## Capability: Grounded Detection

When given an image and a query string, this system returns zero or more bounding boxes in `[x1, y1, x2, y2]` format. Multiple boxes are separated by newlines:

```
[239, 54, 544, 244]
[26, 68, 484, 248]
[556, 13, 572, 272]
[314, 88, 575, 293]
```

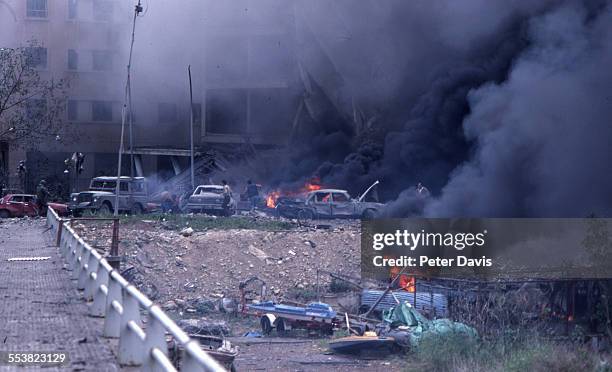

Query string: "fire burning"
[266, 179, 323, 209]
[266, 191, 281, 208]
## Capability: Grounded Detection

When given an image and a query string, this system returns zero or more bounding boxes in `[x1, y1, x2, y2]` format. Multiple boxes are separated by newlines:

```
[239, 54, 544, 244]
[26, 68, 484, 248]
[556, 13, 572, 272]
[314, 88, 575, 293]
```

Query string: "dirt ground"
[73, 216, 362, 302]
[72, 215, 409, 371]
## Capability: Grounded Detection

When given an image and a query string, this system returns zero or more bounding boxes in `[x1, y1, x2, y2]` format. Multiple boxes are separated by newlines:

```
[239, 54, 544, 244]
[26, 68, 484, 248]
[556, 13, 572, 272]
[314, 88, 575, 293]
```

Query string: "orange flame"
[266, 191, 281, 208]
[265, 178, 323, 208]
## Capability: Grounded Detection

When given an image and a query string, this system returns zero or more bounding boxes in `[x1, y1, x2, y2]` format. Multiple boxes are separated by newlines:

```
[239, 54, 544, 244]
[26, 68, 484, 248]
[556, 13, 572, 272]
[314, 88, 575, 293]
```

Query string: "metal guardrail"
[46, 207, 226, 372]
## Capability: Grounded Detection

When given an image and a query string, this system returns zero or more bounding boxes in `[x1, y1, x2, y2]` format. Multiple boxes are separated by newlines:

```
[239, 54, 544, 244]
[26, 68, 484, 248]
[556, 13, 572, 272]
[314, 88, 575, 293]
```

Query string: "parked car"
[185, 185, 235, 215]
[0, 194, 68, 218]
[69, 176, 150, 216]
[276, 184, 383, 220]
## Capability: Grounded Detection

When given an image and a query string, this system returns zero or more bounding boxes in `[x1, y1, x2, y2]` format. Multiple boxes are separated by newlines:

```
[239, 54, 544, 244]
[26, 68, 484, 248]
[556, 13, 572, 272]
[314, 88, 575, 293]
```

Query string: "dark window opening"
[92, 101, 113, 122]
[67, 100, 78, 121]
[27, 0, 47, 18]
[67, 49, 78, 70]
[315, 193, 331, 203]
[68, 0, 78, 19]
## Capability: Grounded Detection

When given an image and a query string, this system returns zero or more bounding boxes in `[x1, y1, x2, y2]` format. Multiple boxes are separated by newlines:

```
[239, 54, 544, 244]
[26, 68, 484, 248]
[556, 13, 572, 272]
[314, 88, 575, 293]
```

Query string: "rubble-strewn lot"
[73, 215, 361, 304]
[72, 215, 411, 371]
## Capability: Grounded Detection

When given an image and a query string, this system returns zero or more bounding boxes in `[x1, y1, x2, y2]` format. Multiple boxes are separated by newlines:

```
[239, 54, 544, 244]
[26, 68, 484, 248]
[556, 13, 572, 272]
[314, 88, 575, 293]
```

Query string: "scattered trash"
[248, 244, 268, 261]
[243, 331, 262, 338]
[382, 301, 478, 348]
[328, 334, 396, 354]
[167, 334, 237, 371]
[176, 319, 230, 337]
[180, 227, 194, 237]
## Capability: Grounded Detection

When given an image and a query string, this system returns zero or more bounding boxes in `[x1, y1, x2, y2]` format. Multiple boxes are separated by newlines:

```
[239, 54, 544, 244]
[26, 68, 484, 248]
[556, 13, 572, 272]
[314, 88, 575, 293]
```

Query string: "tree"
[0, 41, 70, 149]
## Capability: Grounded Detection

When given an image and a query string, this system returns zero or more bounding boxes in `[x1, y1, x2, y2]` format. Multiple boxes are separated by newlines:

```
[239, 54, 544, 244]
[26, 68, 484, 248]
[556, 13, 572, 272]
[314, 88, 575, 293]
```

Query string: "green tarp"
[383, 301, 477, 347]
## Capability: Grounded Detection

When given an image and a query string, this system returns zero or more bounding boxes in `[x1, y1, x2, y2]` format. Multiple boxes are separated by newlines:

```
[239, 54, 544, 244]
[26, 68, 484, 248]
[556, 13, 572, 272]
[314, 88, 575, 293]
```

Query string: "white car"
[186, 185, 235, 215]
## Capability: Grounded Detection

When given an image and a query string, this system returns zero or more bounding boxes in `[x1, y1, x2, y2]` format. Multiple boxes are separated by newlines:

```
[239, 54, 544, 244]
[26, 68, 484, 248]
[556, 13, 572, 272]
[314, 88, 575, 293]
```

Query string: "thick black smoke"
[272, 0, 612, 218]
[424, 0, 612, 217]
[266, 0, 557, 194]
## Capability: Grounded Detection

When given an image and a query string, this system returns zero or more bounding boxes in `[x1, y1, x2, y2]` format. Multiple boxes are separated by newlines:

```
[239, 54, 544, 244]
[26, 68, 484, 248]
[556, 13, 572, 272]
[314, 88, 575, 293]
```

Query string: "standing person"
[245, 180, 260, 210]
[221, 180, 232, 216]
[36, 179, 49, 216]
[160, 186, 173, 213]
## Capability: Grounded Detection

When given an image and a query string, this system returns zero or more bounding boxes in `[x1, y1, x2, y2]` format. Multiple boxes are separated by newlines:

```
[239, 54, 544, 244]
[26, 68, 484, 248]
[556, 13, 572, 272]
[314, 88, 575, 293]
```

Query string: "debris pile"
[73, 218, 360, 305]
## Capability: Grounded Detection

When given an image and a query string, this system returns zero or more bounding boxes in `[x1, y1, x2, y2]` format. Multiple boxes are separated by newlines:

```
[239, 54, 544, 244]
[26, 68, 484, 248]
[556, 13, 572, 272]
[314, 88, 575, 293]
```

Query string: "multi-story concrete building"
[0, 0, 305, 196]
[0, 0, 342, 196]
[0, 0, 133, 193]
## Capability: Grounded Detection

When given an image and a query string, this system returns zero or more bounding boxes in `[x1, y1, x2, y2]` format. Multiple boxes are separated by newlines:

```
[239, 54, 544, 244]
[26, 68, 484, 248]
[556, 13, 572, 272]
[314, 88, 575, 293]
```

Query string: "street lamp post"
[114, 0, 143, 216]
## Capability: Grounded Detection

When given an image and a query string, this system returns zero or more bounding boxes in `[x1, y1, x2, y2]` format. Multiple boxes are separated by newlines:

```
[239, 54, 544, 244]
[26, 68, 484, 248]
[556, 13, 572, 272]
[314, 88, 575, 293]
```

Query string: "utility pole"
[188, 65, 195, 191]
[115, 0, 143, 216]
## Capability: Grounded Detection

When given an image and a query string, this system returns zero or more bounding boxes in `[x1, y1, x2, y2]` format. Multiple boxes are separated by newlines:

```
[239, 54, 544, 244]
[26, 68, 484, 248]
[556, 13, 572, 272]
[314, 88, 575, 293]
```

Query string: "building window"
[68, 0, 78, 19]
[27, 0, 47, 18]
[93, 0, 113, 21]
[158, 103, 177, 123]
[67, 100, 78, 121]
[67, 49, 78, 70]
[92, 101, 113, 122]
[25, 47, 47, 69]
[92, 50, 112, 71]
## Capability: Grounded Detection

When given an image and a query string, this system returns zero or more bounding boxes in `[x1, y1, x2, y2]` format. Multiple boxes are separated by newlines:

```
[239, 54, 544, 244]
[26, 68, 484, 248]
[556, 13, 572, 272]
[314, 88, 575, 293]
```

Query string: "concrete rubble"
[73, 218, 361, 306]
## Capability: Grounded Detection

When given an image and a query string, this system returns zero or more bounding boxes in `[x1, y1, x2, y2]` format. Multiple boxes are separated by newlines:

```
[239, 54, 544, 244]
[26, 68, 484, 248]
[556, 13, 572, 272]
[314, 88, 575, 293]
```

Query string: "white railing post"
[84, 253, 99, 300]
[77, 246, 92, 289]
[90, 264, 109, 317]
[46, 213, 227, 372]
[71, 241, 84, 280]
[118, 288, 144, 366]
[104, 276, 123, 338]
[143, 307, 171, 370]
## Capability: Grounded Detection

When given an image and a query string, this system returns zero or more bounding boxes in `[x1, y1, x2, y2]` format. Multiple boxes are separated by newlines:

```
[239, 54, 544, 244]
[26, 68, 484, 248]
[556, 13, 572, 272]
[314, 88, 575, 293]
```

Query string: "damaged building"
[0, 0, 359, 197]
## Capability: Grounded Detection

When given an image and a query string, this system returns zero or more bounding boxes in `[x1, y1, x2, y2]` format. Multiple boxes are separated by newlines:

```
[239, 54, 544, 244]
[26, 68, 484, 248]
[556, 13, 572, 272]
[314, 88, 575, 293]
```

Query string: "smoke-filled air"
[122, 0, 612, 217]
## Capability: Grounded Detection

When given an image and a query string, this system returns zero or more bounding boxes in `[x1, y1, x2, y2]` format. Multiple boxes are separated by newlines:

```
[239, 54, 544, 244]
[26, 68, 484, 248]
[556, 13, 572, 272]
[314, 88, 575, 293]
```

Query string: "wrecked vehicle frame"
[276, 181, 383, 220]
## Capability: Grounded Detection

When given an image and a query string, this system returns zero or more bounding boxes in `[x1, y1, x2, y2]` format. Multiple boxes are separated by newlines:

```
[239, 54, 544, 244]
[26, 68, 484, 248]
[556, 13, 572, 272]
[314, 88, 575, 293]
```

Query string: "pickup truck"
[276, 182, 383, 220]
[185, 185, 236, 216]
[69, 176, 150, 216]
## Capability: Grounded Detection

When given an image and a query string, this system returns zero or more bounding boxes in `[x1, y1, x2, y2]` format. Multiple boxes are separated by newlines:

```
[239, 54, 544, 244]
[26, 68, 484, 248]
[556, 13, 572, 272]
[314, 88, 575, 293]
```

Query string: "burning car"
[185, 185, 236, 215]
[274, 181, 383, 219]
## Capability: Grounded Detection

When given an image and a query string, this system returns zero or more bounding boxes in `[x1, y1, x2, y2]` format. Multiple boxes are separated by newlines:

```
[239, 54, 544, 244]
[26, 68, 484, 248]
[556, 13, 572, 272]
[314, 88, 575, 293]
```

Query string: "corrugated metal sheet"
[361, 287, 449, 318]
